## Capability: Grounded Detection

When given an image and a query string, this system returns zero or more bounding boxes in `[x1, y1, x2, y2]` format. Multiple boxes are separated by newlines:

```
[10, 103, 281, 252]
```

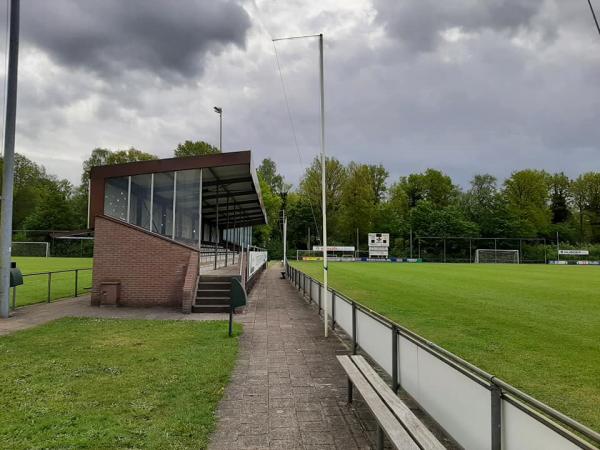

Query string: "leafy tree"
[174, 140, 220, 158]
[257, 158, 290, 195]
[22, 178, 79, 230]
[398, 169, 457, 208]
[0, 154, 48, 228]
[549, 173, 571, 224]
[252, 176, 282, 249]
[571, 172, 600, 243]
[286, 192, 320, 251]
[299, 156, 347, 241]
[366, 164, 389, 204]
[339, 163, 376, 244]
[410, 201, 479, 237]
[503, 169, 551, 236]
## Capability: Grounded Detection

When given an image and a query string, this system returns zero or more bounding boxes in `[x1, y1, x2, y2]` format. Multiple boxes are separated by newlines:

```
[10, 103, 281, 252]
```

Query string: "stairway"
[192, 275, 235, 313]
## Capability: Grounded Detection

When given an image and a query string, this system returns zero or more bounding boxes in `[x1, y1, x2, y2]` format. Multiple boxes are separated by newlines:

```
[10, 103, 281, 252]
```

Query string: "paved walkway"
[209, 266, 372, 450]
[0, 296, 228, 336]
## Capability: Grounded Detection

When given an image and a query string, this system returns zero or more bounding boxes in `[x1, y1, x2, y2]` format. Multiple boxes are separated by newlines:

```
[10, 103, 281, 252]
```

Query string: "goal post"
[475, 249, 519, 264]
[12, 241, 50, 257]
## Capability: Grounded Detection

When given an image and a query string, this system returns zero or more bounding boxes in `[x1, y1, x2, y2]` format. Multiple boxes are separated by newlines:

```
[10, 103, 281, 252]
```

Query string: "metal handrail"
[13, 268, 93, 308]
[286, 263, 600, 448]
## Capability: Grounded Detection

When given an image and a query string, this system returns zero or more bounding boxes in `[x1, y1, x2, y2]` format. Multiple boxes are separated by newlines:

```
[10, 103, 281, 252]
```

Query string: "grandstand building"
[88, 151, 267, 312]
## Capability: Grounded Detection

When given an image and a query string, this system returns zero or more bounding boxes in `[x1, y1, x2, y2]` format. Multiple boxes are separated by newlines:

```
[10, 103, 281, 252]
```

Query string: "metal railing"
[286, 263, 600, 450]
[11, 268, 93, 309]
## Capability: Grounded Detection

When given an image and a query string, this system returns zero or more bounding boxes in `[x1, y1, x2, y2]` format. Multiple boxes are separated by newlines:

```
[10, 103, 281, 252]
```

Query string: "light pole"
[0, 0, 20, 319]
[273, 33, 328, 337]
[213, 106, 222, 152]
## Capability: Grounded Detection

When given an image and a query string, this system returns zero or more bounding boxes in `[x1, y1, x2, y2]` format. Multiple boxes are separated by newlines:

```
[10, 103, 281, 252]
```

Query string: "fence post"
[491, 382, 502, 450]
[47, 272, 52, 303]
[318, 284, 322, 312]
[331, 291, 336, 330]
[303, 274, 306, 297]
[74, 269, 79, 297]
[392, 325, 399, 393]
[352, 301, 357, 354]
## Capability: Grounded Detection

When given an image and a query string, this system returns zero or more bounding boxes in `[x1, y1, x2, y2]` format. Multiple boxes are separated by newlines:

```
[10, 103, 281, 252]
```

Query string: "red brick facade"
[91, 215, 199, 309]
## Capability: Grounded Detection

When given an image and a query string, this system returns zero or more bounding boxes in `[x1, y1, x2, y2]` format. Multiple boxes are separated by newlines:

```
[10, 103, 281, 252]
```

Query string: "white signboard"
[369, 233, 389, 258]
[559, 249, 589, 256]
[368, 233, 390, 247]
[313, 246, 355, 252]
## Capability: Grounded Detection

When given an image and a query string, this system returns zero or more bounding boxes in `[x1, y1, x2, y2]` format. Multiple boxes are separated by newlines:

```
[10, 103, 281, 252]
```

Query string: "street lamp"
[213, 106, 222, 153]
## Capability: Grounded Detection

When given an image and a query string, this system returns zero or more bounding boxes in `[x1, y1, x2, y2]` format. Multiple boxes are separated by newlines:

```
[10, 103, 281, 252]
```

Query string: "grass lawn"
[292, 261, 600, 431]
[0, 318, 240, 449]
[12, 257, 93, 307]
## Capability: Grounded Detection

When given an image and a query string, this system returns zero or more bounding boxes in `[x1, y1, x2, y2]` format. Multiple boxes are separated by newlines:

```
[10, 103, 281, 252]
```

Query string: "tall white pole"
[283, 210, 287, 266]
[319, 34, 328, 338]
[0, 0, 20, 319]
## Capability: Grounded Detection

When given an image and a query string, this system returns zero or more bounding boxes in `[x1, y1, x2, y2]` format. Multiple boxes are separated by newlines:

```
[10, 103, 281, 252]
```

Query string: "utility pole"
[307, 227, 310, 250]
[273, 32, 328, 337]
[283, 210, 287, 266]
[556, 231, 560, 262]
[409, 227, 413, 259]
[0, 0, 20, 319]
[356, 228, 359, 258]
[318, 34, 328, 337]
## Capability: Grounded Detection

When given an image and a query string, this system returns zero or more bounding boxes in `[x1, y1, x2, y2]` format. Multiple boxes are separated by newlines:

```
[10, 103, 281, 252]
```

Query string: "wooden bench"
[337, 355, 446, 450]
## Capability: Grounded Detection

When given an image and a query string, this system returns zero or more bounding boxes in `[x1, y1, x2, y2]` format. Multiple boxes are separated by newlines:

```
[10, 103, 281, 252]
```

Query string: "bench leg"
[376, 425, 384, 450]
[347, 377, 353, 404]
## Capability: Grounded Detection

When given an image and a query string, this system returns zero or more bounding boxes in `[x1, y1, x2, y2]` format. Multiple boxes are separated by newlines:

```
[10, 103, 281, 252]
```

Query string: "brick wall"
[91, 215, 199, 308]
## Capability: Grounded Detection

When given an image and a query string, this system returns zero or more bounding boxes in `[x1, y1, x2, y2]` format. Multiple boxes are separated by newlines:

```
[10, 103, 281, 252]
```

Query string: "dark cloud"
[373, 0, 547, 52]
[4, 0, 600, 191]
[20, 0, 251, 81]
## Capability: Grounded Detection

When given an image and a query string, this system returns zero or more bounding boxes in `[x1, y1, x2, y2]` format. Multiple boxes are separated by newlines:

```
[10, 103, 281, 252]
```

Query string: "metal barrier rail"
[11, 268, 93, 309]
[286, 264, 600, 450]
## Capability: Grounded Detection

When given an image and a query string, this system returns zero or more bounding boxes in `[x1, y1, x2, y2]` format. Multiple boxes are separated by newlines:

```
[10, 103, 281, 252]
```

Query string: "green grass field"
[12, 257, 93, 307]
[292, 261, 600, 431]
[0, 318, 240, 449]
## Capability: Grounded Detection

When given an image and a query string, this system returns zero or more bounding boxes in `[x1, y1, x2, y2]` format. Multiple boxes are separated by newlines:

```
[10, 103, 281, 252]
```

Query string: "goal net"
[475, 249, 519, 264]
[12, 241, 50, 257]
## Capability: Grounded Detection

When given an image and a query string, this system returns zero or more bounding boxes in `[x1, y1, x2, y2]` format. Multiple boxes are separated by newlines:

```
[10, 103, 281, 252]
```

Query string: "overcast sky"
[1, 0, 600, 188]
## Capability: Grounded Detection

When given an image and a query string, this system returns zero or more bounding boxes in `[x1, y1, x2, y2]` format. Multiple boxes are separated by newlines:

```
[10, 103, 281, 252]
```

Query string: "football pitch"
[12, 257, 93, 307]
[291, 261, 600, 431]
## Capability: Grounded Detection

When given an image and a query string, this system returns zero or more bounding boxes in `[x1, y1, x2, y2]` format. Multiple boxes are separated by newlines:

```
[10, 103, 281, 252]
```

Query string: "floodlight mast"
[0, 0, 19, 319]
[273, 33, 328, 337]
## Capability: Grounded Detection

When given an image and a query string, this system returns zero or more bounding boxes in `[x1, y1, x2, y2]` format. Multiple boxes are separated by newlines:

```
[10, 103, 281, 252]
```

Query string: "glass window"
[129, 174, 152, 229]
[174, 170, 200, 247]
[152, 172, 174, 237]
[104, 177, 129, 221]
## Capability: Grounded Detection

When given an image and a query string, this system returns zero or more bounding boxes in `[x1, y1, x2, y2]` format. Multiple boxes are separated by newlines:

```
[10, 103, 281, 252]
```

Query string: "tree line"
[4, 142, 600, 259]
[255, 157, 600, 259]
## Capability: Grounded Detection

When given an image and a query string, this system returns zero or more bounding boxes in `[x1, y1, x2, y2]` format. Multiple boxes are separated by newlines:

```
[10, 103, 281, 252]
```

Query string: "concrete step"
[197, 289, 230, 298]
[199, 275, 234, 283]
[192, 304, 230, 313]
[195, 296, 231, 305]
[198, 281, 231, 290]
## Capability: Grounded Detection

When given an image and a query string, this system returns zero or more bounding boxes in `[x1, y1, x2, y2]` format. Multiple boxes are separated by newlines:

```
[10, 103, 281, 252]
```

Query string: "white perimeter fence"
[248, 249, 268, 278]
[286, 264, 600, 450]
